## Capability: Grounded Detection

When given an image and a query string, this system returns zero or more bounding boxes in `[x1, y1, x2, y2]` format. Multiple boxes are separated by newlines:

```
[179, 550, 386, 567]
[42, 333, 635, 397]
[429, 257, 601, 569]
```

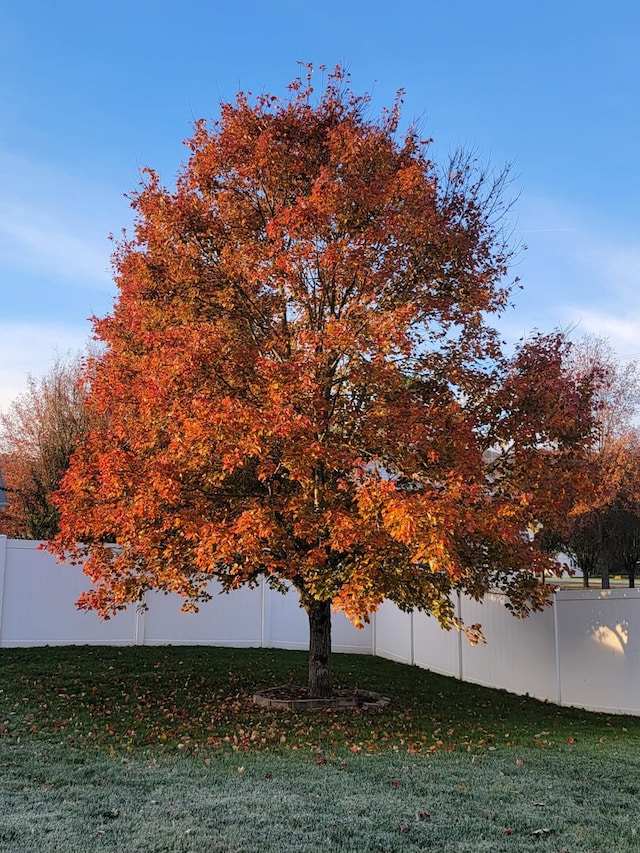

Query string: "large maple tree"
[50, 68, 599, 697]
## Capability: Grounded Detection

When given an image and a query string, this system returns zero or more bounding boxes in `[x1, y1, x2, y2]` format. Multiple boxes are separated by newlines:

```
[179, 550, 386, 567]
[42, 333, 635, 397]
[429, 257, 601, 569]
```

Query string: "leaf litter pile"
[0, 646, 636, 758]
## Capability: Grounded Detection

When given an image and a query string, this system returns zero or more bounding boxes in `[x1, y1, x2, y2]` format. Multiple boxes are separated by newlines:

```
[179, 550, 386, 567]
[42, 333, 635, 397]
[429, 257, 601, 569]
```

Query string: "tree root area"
[253, 685, 391, 710]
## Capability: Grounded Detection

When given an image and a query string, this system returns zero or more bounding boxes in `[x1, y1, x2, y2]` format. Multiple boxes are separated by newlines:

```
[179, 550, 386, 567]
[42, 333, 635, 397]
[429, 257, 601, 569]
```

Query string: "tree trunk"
[629, 565, 636, 588]
[601, 561, 611, 590]
[307, 599, 332, 699]
[582, 567, 590, 588]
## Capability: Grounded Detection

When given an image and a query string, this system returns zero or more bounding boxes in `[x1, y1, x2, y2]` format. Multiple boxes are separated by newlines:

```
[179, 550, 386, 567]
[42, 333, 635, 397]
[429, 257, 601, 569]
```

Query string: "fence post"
[409, 610, 415, 665]
[456, 591, 463, 680]
[553, 589, 562, 706]
[134, 596, 147, 645]
[260, 575, 266, 648]
[0, 536, 6, 646]
[371, 606, 377, 656]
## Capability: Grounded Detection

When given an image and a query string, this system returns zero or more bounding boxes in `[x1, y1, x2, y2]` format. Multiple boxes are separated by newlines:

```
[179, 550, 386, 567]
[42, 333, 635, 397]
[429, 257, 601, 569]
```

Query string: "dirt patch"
[253, 684, 391, 710]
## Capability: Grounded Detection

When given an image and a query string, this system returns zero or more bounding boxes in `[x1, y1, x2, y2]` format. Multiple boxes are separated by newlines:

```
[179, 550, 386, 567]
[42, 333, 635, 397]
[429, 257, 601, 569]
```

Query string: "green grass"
[553, 576, 632, 588]
[1, 646, 639, 851]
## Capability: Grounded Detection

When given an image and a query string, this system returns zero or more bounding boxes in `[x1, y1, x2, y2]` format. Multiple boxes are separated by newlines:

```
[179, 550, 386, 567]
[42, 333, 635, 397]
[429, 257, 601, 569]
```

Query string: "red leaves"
[46, 66, 599, 651]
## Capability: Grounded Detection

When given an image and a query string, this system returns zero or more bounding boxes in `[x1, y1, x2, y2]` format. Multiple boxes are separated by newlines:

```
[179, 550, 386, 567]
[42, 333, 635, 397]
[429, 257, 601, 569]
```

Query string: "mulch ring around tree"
[253, 685, 391, 710]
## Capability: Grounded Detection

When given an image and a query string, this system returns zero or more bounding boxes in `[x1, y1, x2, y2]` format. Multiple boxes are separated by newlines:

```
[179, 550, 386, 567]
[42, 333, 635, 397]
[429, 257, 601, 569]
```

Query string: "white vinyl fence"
[374, 590, 640, 716]
[0, 537, 371, 654]
[1, 536, 638, 716]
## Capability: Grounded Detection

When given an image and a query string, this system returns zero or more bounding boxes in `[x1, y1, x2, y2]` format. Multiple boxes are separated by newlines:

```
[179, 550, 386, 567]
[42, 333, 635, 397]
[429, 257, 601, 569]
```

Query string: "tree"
[0, 353, 91, 539]
[604, 507, 640, 588]
[566, 441, 640, 589]
[49, 67, 599, 698]
[562, 510, 602, 588]
[560, 338, 640, 588]
[565, 335, 640, 449]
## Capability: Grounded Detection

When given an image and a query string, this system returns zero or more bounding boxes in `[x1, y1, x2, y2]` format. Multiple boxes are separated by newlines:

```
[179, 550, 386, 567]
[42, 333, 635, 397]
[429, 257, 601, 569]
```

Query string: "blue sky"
[1, 0, 639, 409]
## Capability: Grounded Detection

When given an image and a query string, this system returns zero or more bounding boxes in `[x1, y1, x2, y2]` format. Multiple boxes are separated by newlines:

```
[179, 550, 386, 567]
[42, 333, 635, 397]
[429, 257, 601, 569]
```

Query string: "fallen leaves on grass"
[2, 647, 638, 758]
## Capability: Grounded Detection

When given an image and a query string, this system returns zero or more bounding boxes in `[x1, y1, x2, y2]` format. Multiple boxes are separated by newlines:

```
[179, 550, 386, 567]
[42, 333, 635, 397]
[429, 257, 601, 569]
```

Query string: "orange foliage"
[48, 68, 598, 639]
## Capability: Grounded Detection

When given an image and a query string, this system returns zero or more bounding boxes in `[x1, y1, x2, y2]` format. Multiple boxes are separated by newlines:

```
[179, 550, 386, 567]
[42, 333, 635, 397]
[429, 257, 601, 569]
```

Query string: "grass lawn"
[1, 646, 639, 851]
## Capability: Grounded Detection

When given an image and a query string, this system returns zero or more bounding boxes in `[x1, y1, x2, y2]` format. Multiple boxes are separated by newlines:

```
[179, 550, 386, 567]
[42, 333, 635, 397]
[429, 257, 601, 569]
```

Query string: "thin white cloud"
[562, 309, 640, 359]
[0, 196, 112, 288]
[499, 193, 640, 357]
[0, 147, 128, 291]
[561, 235, 640, 301]
[555, 226, 640, 358]
[516, 194, 640, 299]
[0, 321, 92, 413]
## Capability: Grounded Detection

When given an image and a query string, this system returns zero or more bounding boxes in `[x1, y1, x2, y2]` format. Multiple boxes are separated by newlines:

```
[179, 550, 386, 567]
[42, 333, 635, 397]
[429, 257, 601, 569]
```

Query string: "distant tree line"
[549, 336, 640, 588]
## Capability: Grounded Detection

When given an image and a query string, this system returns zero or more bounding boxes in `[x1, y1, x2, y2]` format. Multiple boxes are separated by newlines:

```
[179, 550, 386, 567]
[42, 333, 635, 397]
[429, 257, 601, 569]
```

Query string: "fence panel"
[412, 606, 462, 678]
[459, 593, 559, 704]
[143, 584, 263, 647]
[373, 600, 413, 664]
[0, 539, 371, 654]
[1, 539, 137, 646]
[555, 589, 640, 715]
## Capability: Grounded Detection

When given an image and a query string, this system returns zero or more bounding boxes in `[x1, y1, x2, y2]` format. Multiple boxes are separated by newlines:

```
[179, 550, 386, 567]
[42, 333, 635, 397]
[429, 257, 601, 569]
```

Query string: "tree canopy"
[49, 67, 599, 696]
